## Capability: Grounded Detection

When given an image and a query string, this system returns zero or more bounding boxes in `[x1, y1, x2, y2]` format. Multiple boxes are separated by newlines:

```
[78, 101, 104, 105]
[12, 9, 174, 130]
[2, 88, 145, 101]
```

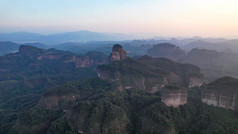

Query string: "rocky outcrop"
[161, 86, 187, 107]
[202, 77, 238, 111]
[147, 43, 186, 60]
[186, 73, 204, 88]
[109, 44, 127, 62]
[97, 55, 204, 92]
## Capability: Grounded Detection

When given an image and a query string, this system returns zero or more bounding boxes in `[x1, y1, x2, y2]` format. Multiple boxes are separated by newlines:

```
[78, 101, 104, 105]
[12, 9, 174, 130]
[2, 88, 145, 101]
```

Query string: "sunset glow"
[0, 0, 238, 37]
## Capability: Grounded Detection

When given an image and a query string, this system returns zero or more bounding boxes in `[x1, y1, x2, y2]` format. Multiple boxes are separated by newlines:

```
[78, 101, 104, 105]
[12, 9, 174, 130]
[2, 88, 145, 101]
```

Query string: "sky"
[0, 0, 238, 37]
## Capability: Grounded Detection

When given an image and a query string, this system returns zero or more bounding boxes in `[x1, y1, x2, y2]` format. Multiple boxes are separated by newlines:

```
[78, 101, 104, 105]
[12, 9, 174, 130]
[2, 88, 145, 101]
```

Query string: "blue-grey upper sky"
[0, 0, 238, 37]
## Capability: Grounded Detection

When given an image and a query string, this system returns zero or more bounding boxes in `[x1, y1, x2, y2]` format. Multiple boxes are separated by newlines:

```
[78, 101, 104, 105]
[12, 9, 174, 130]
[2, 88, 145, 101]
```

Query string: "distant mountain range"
[0, 31, 132, 44]
[1, 30, 238, 53]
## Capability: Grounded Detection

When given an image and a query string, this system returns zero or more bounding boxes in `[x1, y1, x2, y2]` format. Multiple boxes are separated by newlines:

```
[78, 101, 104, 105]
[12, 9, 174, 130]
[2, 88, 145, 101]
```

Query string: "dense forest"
[2, 78, 237, 134]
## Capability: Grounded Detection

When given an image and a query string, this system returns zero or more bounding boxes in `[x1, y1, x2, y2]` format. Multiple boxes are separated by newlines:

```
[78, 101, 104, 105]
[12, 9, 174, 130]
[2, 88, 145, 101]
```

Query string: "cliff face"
[186, 73, 204, 88]
[18, 78, 238, 134]
[161, 86, 187, 107]
[97, 57, 168, 92]
[202, 77, 238, 111]
[109, 44, 127, 62]
[97, 55, 204, 92]
[138, 56, 204, 88]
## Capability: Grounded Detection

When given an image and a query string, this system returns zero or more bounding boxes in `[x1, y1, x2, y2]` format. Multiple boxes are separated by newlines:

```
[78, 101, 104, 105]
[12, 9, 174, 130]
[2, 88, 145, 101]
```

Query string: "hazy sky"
[0, 0, 238, 37]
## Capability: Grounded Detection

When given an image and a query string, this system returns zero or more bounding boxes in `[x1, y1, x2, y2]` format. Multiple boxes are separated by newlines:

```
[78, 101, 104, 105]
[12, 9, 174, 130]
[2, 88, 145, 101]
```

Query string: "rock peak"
[109, 44, 127, 62]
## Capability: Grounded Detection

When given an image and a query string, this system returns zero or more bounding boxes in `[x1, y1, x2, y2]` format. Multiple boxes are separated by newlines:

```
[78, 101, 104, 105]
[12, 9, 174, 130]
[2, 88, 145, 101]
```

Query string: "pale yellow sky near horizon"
[0, 0, 238, 37]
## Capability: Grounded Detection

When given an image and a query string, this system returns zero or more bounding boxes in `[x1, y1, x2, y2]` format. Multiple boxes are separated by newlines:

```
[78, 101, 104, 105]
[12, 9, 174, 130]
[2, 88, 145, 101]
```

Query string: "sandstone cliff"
[138, 56, 204, 88]
[109, 44, 127, 62]
[202, 77, 238, 111]
[186, 73, 204, 88]
[161, 86, 187, 107]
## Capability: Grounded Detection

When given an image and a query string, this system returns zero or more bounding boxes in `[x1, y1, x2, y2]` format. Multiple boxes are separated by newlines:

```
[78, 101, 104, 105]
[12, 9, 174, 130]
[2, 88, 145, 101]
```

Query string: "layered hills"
[182, 48, 238, 81]
[146, 43, 238, 81]
[147, 43, 186, 60]
[1, 44, 238, 134]
[0, 45, 108, 106]
[0, 45, 109, 133]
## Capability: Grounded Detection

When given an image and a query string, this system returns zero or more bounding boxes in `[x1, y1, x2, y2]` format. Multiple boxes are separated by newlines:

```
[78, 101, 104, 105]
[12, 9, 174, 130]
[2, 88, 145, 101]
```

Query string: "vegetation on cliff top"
[11, 79, 238, 134]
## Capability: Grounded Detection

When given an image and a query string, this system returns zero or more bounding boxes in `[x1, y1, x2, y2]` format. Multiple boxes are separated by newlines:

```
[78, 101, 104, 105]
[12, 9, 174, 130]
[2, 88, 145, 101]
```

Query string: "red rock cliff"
[109, 44, 127, 62]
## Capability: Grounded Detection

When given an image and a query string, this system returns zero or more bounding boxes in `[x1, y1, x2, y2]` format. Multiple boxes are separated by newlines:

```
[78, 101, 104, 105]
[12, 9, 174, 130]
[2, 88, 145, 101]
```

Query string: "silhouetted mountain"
[53, 41, 117, 54]
[0, 31, 131, 44]
[182, 40, 238, 52]
[147, 43, 186, 60]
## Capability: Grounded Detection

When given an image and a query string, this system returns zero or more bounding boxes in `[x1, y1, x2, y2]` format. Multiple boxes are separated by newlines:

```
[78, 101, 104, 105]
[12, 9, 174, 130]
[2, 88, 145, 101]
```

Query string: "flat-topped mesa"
[109, 44, 127, 63]
[202, 77, 238, 111]
[161, 86, 188, 107]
